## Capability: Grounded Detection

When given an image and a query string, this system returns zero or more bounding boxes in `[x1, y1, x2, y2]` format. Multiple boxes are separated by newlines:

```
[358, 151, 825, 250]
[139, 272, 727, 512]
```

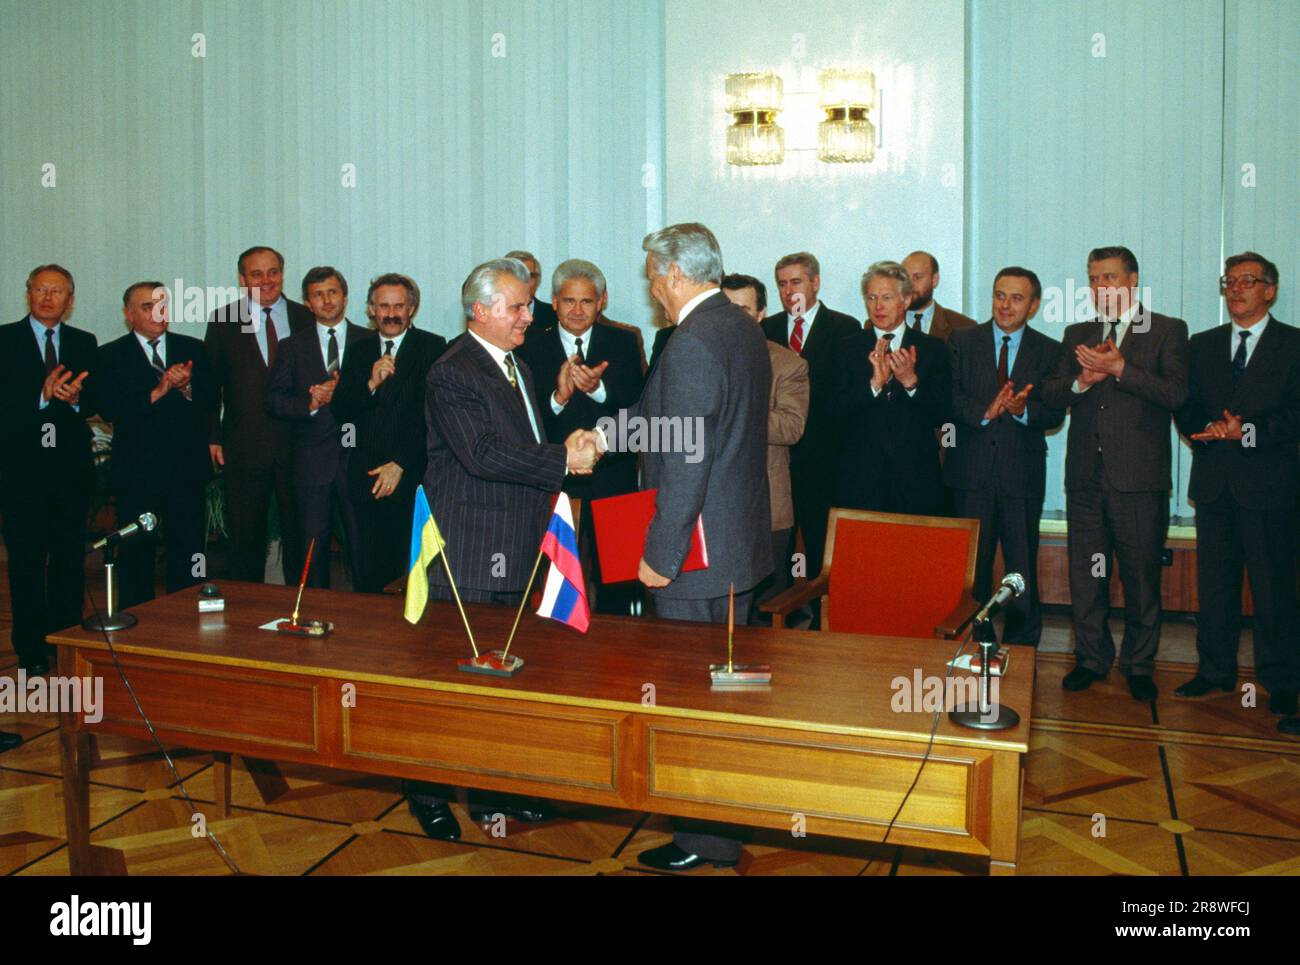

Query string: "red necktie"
[997, 335, 1010, 387]
[790, 316, 806, 355]
[264, 307, 278, 367]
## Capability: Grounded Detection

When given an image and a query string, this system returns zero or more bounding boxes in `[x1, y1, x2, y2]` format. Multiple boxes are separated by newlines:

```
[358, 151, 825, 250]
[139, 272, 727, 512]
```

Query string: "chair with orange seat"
[761, 509, 981, 639]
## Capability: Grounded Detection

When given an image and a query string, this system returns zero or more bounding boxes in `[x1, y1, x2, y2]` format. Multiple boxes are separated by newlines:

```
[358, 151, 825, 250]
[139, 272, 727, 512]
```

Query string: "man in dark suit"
[946, 268, 1065, 644]
[517, 259, 644, 613]
[266, 267, 370, 588]
[94, 282, 215, 608]
[508, 250, 558, 336]
[0, 265, 96, 676]
[1041, 246, 1189, 701]
[332, 273, 446, 594]
[1173, 253, 1300, 724]
[761, 252, 860, 586]
[632, 223, 772, 872]
[408, 258, 599, 841]
[204, 246, 313, 583]
[835, 260, 951, 516]
[902, 250, 977, 342]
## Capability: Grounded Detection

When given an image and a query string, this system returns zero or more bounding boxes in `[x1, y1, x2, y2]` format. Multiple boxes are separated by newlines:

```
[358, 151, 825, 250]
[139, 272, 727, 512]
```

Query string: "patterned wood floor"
[2, 550, 1298, 875]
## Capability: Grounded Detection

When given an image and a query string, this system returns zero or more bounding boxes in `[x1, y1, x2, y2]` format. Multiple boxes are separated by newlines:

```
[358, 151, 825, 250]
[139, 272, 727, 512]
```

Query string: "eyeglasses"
[1220, 275, 1272, 291]
[31, 286, 69, 297]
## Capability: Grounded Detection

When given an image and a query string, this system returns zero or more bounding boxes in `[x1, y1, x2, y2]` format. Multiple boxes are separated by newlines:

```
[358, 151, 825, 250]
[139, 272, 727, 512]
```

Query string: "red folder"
[589, 489, 709, 583]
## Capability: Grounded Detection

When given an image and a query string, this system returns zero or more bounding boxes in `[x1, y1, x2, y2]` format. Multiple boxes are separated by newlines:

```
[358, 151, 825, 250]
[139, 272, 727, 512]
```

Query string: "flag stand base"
[457, 651, 525, 677]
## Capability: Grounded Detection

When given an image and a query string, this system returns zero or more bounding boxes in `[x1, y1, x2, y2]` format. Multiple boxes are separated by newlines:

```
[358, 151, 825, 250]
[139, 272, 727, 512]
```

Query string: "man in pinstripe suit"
[405, 258, 599, 841]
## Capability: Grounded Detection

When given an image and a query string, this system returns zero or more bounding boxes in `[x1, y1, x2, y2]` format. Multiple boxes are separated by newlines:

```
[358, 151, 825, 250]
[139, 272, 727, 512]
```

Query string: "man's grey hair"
[552, 258, 607, 299]
[504, 250, 538, 269]
[642, 223, 724, 285]
[462, 258, 531, 320]
[860, 260, 913, 300]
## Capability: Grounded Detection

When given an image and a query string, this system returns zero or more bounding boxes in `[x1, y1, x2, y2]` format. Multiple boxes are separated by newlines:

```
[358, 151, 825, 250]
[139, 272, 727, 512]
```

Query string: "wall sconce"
[817, 68, 876, 163]
[725, 72, 784, 166]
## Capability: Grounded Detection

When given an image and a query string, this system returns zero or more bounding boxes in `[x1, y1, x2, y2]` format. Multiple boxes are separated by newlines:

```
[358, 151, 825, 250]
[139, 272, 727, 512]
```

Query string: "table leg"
[60, 725, 92, 876]
[987, 749, 1022, 876]
[213, 752, 233, 818]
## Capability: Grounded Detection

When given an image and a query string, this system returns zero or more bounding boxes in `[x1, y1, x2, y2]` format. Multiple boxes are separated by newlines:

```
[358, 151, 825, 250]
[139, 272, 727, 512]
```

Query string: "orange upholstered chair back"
[822, 510, 979, 637]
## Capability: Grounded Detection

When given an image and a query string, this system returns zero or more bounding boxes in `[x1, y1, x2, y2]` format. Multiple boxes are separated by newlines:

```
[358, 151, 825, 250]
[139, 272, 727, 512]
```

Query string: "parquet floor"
[2, 556, 1298, 875]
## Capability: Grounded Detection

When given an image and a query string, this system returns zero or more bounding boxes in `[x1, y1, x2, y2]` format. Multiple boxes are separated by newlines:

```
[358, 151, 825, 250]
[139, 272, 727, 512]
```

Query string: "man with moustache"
[633, 224, 771, 871]
[902, 250, 977, 342]
[517, 258, 644, 613]
[759, 253, 859, 585]
[407, 258, 600, 841]
[0, 265, 97, 680]
[508, 250, 558, 335]
[945, 268, 1065, 645]
[266, 267, 371, 588]
[332, 273, 446, 594]
[1041, 246, 1188, 701]
[835, 261, 951, 516]
[1174, 253, 1300, 725]
[95, 282, 215, 607]
[721, 273, 808, 622]
[205, 246, 313, 583]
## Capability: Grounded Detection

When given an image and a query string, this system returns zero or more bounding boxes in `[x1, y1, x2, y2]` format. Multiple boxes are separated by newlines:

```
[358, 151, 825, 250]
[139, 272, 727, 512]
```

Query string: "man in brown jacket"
[903, 250, 977, 342]
[723, 274, 809, 619]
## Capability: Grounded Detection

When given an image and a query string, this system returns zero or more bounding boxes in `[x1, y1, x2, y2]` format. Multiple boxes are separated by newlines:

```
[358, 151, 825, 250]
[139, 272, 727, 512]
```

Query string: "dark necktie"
[43, 329, 57, 374]
[913, 312, 923, 332]
[148, 337, 166, 376]
[263, 307, 278, 366]
[1105, 320, 1119, 345]
[882, 332, 895, 399]
[504, 353, 534, 434]
[997, 334, 1010, 387]
[326, 329, 339, 375]
[574, 336, 585, 364]
[1232, 330, 1250, 383]
[384, 339, 394, 356]
[790, 317, 806, 355]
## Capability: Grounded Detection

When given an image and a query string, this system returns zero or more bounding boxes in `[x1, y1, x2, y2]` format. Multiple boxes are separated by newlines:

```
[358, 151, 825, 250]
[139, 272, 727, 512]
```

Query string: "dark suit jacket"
[648, 325, 675, 377]
[204, 297, 314, 468]
[637, 292, 772, 598]
[1041, 307, 1189, 492]
[94, 331, 215, 495]
[944, 322, 1065, 499]
[517, 321, 644, 500]
[265, 321, 371, 481]
[762, 304, 861, 488]
[0, 317, 98, 499]
[424, 334, 568, 593]
[834, 324, 951, 514]
[525, 298, 558, 336]
[926, 302, 978, 342]
[1175, 316, 1300, 510]
[332, 327, 447, 504]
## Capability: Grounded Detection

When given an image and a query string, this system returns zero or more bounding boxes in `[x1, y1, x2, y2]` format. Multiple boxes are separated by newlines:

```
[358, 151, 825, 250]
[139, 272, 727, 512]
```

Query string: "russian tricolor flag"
[536, 493, 590, 633]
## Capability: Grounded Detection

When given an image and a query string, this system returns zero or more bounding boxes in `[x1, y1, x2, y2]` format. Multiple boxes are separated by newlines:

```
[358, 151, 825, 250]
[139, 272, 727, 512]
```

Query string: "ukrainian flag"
[404, 485, 445, 624]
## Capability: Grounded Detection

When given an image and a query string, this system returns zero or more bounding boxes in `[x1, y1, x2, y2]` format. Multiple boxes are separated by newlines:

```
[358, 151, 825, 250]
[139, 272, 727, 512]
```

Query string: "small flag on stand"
[404, 485, 445, 624]
[536, 493, 590, 633]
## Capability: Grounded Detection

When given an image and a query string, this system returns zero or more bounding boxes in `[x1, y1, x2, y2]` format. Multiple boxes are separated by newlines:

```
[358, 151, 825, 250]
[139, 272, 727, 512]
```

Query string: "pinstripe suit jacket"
[424, 334, 568, 593]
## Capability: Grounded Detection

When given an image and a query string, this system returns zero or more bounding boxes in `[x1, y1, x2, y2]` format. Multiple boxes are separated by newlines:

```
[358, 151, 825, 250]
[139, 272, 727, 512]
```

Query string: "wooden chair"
[761, 509, 982, 639]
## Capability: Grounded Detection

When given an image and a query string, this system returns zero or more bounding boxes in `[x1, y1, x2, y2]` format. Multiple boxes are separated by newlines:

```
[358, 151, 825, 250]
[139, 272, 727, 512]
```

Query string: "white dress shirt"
[785, 299, 821, 347]
[550, 324, 607, 413]
[1230, 315, 1269, 366]
[467, 328, 542, 443]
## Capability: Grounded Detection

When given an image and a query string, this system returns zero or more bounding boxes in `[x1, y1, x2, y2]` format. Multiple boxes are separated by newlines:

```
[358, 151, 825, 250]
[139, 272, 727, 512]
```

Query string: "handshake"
[564, 428, 606, 475]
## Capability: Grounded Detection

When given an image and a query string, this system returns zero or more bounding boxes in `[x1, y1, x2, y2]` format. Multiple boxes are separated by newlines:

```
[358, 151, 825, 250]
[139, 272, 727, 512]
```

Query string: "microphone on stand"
[91, 512, 158, 552]
[974, 572, 1025, 624]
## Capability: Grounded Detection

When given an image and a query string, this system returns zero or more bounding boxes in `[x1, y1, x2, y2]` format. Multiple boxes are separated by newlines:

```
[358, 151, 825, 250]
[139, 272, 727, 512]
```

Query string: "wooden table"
[53, 583, 1033, 875]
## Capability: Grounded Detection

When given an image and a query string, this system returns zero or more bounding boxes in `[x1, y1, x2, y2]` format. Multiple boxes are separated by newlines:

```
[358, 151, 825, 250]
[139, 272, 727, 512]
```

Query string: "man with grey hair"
[407, 257, 601, 841]
[834, 260, 950, 515]
[506, 249, 558, 334]
[633, 223, 772, 872]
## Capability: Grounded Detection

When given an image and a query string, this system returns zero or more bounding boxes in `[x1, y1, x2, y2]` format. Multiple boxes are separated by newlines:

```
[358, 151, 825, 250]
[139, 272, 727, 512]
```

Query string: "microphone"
[975, 573, 1025, 624]
[91, 512, 158, 552]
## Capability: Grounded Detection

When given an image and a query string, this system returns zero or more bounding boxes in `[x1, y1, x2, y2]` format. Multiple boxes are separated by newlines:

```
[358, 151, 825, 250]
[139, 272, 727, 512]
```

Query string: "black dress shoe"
[22, 659, 49, 678]
[1270, 691, 1298, 716]
[0, 732, 21, 754]
[638, 843, 737, 871]
[468, 794, 552, 824]
[1062, 665, 1103, 691]
[1174, 675, 1235, 698]
[1128, 675, 1158, 701]
[409, 800, 461, 840]
[1279, 717, 1300, 737]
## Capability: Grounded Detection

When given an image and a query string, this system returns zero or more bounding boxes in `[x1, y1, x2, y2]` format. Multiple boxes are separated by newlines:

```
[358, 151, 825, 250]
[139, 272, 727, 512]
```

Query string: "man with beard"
[901, 250, 976, 342]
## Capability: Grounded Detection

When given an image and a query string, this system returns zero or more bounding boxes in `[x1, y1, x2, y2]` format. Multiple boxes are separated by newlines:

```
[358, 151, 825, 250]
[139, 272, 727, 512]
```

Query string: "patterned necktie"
[148, 337, 166, 376]
[882, 332, 895, 399]
[504, 353, 536, 440]
[789, 316, 805, 355]
[1232, 330, 1250, 383]
[263, 307, 278, 366]
[326, 329, 339, 375]
[997, 334, 1010, 387]
[913, 312, 924, 332]
[43, 329, 57, 374]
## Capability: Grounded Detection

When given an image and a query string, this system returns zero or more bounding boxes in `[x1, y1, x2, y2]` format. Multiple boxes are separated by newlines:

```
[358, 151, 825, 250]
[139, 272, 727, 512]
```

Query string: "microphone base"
[948, 704, 1021, 731]
[82, 611, 138, 632]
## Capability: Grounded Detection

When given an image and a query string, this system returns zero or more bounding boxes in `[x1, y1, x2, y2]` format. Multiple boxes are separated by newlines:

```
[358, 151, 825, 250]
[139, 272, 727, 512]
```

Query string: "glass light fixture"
[725, 72, 785, 166]
[817, 68, 876, 163]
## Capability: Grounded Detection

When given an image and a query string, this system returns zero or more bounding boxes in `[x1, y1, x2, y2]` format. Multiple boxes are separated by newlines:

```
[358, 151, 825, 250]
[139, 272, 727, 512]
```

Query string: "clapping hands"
[309, 370, 340, 411]
[984, 381, 1034, 421]
[1077, 340, 1124, 383]
[1191, 409, 1245, 442]
[555, 355, 609, 406]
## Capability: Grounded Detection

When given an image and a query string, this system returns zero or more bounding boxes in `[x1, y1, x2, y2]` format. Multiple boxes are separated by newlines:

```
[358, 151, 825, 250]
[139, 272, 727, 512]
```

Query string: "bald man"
[902, 251, 976, 342]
